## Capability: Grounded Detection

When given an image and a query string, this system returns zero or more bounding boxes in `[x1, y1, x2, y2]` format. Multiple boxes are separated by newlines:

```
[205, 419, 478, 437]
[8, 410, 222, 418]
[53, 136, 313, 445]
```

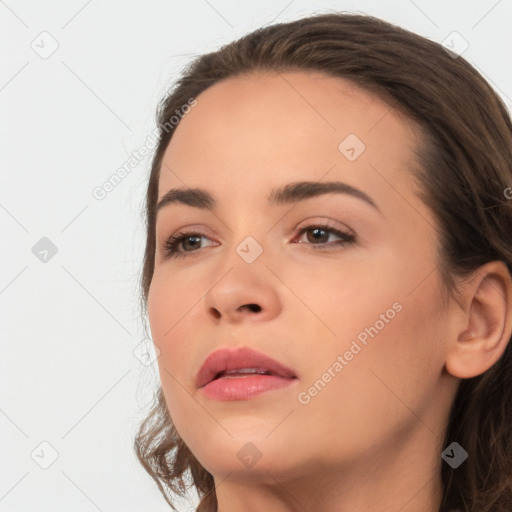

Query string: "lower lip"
[201, 374, 298, 401]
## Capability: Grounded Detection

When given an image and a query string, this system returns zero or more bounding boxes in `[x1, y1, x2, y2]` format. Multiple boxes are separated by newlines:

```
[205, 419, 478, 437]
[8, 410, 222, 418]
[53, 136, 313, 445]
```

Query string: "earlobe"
[445, 261, 512, 380]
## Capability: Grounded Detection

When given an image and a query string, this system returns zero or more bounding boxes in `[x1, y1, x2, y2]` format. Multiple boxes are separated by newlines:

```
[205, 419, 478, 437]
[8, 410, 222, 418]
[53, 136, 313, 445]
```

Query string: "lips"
[196, 346, 297, 389]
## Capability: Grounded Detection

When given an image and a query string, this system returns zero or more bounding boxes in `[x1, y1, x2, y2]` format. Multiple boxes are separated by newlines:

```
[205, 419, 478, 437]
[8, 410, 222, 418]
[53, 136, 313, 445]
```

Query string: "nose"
[204, 264, 282, 324]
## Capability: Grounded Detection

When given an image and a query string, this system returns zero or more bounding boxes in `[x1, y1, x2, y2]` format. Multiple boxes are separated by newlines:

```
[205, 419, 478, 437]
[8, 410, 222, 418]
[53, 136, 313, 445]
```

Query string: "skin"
[147, 71, 512, 512]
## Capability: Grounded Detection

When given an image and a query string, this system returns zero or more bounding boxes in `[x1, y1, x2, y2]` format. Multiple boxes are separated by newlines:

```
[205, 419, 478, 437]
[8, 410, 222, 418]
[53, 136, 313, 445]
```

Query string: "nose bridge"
[203, 227, 282, 322]
[220, 207, 272, 268]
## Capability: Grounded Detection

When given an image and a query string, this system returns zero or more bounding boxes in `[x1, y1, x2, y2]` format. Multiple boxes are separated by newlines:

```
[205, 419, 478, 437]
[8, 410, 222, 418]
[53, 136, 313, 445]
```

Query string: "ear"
[445, 261, 512, 379]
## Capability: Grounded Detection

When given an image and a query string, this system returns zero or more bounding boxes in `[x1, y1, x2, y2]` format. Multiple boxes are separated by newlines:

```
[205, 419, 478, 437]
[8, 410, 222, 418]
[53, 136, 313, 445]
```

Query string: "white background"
[1, 1, 511, 511]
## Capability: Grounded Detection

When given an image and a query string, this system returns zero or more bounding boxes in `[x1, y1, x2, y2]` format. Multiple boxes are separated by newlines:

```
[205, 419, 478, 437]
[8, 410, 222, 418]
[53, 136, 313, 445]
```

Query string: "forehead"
[157, 70, 423, 212]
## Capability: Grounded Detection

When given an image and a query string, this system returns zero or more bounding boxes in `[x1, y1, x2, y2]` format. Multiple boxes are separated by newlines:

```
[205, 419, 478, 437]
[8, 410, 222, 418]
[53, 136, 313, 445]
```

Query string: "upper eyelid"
[161, 216, 354, 237]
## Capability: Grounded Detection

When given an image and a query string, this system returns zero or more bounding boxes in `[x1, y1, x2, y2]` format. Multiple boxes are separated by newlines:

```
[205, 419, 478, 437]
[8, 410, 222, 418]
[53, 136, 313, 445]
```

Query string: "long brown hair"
[134, 12, 512, 512]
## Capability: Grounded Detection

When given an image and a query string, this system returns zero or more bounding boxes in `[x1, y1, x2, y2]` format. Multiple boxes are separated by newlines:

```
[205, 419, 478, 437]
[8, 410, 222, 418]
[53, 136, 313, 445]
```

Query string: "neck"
[213, 427, 445, 512]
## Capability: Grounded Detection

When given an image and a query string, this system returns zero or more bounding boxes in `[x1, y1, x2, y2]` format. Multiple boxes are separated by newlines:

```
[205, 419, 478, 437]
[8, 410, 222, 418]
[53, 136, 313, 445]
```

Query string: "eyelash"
[162, 223, 356, 259]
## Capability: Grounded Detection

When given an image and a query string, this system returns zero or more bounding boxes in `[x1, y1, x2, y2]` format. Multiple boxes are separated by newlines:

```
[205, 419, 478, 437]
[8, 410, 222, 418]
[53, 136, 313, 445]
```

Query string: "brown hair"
[134, 12, 512, 512]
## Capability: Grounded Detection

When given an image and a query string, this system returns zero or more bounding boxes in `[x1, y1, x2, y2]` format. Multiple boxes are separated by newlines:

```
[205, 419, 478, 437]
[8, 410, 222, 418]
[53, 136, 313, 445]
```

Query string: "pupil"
[309, 228, 328, 243]
[185, 236, 201, 250]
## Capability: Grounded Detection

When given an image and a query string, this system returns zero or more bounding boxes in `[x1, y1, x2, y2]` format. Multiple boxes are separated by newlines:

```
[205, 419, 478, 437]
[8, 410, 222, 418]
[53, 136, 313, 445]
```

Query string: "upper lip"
[196, 346, 297, 388]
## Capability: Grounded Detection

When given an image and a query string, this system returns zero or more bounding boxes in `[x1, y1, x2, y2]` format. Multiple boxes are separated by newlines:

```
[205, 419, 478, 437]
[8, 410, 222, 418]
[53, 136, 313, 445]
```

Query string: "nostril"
[240, 303, 261, 313]
[210, 308, 221, 319]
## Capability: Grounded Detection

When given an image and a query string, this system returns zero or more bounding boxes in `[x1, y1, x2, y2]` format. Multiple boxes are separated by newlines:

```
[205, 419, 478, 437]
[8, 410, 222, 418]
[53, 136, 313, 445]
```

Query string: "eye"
[161, 223, 356, 259]
[292, 223, 356, 249]
[163, 230, 215, 259]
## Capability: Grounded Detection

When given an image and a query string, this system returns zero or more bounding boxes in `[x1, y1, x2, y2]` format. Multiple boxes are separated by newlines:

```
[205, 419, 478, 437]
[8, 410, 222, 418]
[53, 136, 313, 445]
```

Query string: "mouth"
[213, 368, 276, 379]
[201, 372, 298, 401]
[196, 347, 298, 388]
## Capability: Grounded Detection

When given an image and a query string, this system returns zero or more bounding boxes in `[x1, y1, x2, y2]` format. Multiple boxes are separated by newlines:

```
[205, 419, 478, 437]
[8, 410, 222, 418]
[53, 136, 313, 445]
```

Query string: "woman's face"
[147, 71, 459, 489]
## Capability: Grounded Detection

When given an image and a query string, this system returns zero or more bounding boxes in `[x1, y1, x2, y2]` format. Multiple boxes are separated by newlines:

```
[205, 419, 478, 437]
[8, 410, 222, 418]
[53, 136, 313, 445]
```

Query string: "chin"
[195, 433, 299, 478]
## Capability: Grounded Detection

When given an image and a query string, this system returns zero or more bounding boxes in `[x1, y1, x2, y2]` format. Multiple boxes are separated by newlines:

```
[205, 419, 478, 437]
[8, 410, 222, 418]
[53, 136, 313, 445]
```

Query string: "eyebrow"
[154, 181, 383, 218]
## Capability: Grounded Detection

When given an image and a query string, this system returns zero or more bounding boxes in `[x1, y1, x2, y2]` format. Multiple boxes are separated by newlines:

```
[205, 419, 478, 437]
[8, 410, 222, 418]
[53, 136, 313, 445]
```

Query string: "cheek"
[147, 271, 201, 381]
[147, 275, 203, 439]
[296, 256, 446, 409]
[292, 286, 445, 458]
[147, 267, 202, 337]
[285, 254, 396, 355]
[360, 281, 445, 403]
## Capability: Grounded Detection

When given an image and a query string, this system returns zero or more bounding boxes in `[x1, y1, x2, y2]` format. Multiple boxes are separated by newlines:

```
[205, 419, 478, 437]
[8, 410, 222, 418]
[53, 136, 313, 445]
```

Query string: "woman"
[134, 12, 512, 512]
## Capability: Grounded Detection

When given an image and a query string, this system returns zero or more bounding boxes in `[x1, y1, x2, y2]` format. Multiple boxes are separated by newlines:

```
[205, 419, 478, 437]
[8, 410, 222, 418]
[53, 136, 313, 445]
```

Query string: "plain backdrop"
[1, 1, 511, 511]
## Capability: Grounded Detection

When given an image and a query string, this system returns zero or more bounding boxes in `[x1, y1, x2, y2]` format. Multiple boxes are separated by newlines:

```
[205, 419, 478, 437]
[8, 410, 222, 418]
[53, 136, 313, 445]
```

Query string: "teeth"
[219, 368, 272, 377]
[224, 368, 271, 374]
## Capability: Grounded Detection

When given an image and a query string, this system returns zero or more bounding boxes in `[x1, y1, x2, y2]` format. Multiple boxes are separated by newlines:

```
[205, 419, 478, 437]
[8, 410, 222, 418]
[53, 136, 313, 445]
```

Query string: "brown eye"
[163, 232, 214, 258]
[295, 224, 356, 248]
